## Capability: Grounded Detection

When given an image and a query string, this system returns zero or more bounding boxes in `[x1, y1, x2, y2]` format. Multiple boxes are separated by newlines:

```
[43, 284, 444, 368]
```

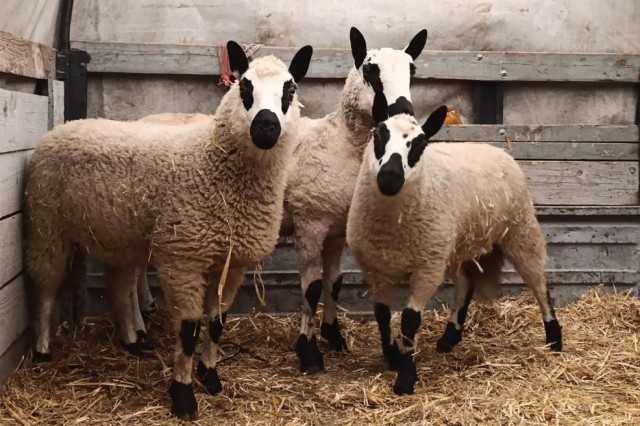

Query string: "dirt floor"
[0, 289, 639, 425]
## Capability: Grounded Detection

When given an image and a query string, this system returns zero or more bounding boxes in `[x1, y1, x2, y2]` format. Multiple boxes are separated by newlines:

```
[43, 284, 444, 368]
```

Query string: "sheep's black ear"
[227, 41, 249, 76]
[404, 29, 428, 60]
[422, 105, 448, 139]
[289, 45, 313, 83]
[350, 27, 367, 69]
[372, 92, 389, 124]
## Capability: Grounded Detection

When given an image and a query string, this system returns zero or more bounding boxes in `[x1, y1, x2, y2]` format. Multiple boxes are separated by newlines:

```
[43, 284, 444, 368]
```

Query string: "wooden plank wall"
[0, 29, 59, 389]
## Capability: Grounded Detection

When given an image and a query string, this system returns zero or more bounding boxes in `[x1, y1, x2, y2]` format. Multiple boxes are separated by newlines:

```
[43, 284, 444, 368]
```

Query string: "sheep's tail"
[467, 246, 504, 303]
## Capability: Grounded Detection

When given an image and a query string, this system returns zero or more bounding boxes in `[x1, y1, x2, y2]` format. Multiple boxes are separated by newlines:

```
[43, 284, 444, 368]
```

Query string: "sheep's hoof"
[121, 340, 143, 357]
[196, 361, 222, 395]
[393, 352, 417, 395]
[33, 351, 52, 363]
[295, 334, 324, 373]
[436, 323, 462, 353]
[170, 380, 198, 421]
[383, 341, 401, 371]
[320, 320, 348, 351]
[544, 319, 563, 352]
[136, 330, 156, 351]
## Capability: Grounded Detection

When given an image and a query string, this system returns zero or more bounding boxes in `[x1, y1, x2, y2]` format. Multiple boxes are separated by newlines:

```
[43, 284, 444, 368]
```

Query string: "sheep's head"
[368, 92, 448, 197]
[350, 27, 427, 117]
[227, 41, 313, 150]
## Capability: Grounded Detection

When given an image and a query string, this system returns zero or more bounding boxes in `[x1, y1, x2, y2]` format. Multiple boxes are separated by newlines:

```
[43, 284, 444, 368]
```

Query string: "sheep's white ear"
[227, 41, 249, 76]
[404, 29, 428, 61]
[422, 105, 448, 139]
[289, 45, 313, 83]
[350, 27, 367, 69]
[372, 92, 389, 124]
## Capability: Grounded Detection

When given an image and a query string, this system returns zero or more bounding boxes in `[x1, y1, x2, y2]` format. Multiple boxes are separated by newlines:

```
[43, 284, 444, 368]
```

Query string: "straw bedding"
[1, 288, 639, 425]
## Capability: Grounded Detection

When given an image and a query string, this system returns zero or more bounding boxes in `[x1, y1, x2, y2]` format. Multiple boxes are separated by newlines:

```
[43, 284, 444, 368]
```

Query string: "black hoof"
[169, 380, 198, 420]
[136, 330, 156, 351]
[121, 340, 143, 357]
[33, 351, 52, 363]
[295, 334, 324, 373]
[436, 322, 462, 353]
[382, 341, 401, 371]
[544, 319, 563, 352]
[196, 361, 222, 395]
[141, 302, 157, 317]
[393, 352, 417, 395]
[320, 320, 348, 351]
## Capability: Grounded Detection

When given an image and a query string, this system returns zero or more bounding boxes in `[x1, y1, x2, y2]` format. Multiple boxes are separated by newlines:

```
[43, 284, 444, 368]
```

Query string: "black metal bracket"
[56, 49, 91, 122]
[472, 82, 504, 124]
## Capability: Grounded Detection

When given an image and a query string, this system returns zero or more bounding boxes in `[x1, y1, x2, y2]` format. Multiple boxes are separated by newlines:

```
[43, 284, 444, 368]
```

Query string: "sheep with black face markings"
[346, 92, 563, 395]
[283, 27, 429, 373]
[24, 41, 313, 420]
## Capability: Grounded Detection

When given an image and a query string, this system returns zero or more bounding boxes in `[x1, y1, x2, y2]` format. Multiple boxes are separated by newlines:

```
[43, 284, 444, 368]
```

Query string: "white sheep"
[24, 41, 313, 420]
[283, 27, 429, 373]
[346, 93, 563, 395]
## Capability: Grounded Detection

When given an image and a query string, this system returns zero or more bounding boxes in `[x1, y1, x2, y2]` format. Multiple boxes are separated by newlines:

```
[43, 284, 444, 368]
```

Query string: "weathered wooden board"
[0, 275, 29, 358]
[521, 161, 638, 205]
[0, 88, 49, 154]
[433, 124, 639, 142]
[47, 79, 64, 130]
[0, 214, 23, 287]
[0, 30, 57, 80]
[71, 41, 640, 82]
[0, 330, 28, 390]
[0, 151, 30, 219]
[459, 141, 638, 161]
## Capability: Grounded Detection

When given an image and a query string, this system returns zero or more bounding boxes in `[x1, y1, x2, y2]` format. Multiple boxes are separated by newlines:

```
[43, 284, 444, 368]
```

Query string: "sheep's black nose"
[377, 153, 405, 196]
[250, 109, 281, 150]
[388, 96, 414, 117]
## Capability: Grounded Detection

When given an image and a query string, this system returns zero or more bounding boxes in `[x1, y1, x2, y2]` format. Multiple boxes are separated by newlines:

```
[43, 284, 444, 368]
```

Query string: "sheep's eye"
[410, 63, 416, 77]
[363, 64, 372, 80]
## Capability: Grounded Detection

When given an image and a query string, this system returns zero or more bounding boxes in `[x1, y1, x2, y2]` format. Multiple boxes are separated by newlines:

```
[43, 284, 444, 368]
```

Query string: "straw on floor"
[1, 288, 639, 425]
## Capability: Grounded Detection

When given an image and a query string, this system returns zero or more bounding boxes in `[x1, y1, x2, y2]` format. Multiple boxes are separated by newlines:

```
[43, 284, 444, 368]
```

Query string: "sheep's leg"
[129, 274, 155, 351]
[27, 240, 73, 362]
[502, 222, 562, 351]
[394, 266, 446, 395]
[197, 267, 245, 396]
[370, 275, 401, 370]
[436, 268, 474, 353]
[320, 236, 347, 351]
[136, 266, 157, 315]
[156, 267, 206, 421]
[294, 222, 329, 373]
[105, 266, 141, 355]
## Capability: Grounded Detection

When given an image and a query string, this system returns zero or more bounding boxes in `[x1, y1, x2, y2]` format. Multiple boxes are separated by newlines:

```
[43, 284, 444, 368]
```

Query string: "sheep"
[283, 27, 429, 373]
[345, 92, 563, 395]
[24, 41, 313, 420]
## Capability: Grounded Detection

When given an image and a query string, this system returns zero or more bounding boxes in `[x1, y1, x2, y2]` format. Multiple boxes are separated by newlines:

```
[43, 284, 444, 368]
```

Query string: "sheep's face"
[369, 92, 448, 197]
[227, 41, 313, 150]
[350, 28, 428, 118]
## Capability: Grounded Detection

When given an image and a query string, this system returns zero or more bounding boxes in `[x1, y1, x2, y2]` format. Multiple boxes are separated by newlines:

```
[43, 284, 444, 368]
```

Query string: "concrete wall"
[1, 0, 62, 47]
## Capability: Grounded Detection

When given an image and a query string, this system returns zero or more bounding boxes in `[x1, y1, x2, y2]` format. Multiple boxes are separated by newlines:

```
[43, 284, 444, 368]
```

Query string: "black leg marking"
[544, 319, 563, 351]
[400, 308, 421, 347]
[295, 334, 324, 373]
[179, 320, 201, 357]
[436, 283, 474, 353]
[209, 312, 228, 344]
[169, 380, 198, 420]
[374, 303, 401, 370]
[436, 323, 462, 353]
[196, 361, 222, 395]
[331, 274, 343, 302]
[121, 340, 142, 357]
[33, 351, 52, 363]
[320, 318, 347, 351]
[305, 279, 323, 312]
[136, 329, 156, 351]
[393, 352, 418, 395]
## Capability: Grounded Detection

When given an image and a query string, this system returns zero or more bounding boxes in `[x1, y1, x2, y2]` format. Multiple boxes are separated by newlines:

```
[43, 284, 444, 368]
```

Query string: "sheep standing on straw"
[24, 41, 313, 420]
[283, 27, 429, 373]
[346, 93, 563, 395]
